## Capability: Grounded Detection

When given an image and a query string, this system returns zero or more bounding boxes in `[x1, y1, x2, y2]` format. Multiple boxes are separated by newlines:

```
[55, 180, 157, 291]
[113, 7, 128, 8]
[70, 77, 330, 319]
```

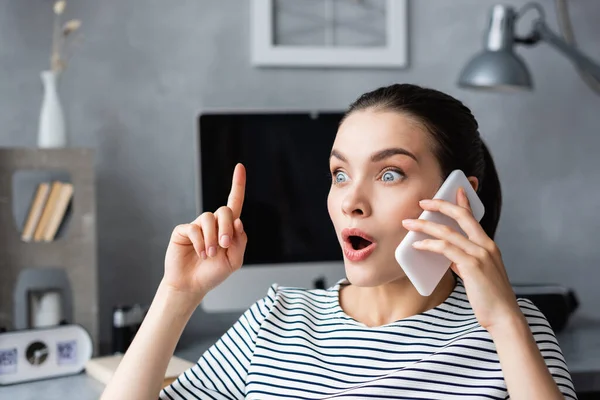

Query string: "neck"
[339, 272, 457, 327]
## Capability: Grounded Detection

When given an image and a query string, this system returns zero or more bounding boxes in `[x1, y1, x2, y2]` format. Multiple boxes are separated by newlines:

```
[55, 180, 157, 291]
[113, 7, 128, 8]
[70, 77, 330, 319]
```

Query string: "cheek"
[378, 196, 422, 231]
[327, 188, 346, 234]
[327, 189, 337, 222]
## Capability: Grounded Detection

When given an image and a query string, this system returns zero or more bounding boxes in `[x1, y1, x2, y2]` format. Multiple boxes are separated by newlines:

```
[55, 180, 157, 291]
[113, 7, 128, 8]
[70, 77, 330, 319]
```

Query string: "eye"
[333, 171, 349, 184]
[381, 169, 404, 182]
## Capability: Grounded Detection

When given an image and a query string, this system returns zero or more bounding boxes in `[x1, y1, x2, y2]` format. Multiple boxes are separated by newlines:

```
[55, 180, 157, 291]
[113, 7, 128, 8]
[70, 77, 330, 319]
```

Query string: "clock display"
[26, 341, 49, 366]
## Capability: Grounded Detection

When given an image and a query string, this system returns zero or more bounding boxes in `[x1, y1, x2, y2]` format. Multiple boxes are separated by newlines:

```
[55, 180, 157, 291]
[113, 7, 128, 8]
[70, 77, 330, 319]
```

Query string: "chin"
[343, 257, 407, 288]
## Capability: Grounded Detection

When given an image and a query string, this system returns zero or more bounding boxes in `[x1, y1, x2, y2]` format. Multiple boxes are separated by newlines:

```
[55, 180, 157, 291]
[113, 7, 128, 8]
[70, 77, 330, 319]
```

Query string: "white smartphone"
[394, 170, 485, 296]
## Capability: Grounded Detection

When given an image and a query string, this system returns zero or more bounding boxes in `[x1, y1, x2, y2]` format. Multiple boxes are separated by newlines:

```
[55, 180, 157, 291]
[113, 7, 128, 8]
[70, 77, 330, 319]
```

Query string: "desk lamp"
[458, 2, 600, 94]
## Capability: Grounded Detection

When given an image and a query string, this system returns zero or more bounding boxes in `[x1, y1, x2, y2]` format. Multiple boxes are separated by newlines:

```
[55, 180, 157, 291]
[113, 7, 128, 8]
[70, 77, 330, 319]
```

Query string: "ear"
[467, 176, 479, 192]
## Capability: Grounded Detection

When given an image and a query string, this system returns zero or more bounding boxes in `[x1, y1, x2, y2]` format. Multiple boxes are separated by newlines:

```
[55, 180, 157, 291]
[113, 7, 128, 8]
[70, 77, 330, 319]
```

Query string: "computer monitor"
[196, 111, 346, 313]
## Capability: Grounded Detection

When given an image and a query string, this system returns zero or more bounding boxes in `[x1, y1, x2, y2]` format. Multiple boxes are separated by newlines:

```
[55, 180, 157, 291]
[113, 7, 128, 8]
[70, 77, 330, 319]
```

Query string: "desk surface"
[3, 315, 599, 398]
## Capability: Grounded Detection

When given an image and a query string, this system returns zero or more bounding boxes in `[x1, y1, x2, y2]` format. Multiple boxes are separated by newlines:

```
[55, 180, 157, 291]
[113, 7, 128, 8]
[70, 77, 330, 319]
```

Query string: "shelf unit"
[0, 148, 98, 354]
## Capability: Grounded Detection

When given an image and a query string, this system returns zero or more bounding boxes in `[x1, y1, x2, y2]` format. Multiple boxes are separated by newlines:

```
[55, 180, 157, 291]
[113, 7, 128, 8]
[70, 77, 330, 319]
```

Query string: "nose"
[341, 185, 372, 218]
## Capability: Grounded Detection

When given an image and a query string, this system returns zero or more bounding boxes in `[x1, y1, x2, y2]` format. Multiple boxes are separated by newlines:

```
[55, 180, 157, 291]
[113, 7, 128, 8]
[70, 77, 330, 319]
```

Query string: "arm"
[405, 190, 576, 399]
[489, 312, 568, 400]
[100, 282, 201, 400]
[101, 163, 248, 400]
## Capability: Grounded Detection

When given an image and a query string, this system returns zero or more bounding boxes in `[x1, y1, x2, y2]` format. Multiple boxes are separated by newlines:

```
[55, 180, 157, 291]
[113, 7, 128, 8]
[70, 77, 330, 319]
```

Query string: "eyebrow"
[330, 147, 419, 163]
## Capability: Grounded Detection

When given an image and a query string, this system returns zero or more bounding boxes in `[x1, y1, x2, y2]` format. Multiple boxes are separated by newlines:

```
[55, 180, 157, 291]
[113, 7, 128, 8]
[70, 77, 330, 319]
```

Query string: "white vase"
[37, 70, 67, 148]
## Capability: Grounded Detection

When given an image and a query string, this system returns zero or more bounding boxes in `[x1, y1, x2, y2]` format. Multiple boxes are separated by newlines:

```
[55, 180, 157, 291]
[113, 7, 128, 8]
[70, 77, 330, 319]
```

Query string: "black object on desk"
[111, 304, 146, 354]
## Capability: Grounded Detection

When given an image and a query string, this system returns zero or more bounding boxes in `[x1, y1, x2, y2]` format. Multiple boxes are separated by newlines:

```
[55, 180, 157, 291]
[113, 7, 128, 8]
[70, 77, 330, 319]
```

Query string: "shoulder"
[516, 297, 556, 334]
[515, 297, 565, 356]
[515, 298, 578, 398]
[259, 279, 343, 313]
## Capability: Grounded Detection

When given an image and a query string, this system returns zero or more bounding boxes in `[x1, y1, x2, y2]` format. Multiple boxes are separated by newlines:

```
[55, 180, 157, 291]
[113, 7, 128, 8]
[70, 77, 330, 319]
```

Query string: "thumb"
[226, 218, 247, 270]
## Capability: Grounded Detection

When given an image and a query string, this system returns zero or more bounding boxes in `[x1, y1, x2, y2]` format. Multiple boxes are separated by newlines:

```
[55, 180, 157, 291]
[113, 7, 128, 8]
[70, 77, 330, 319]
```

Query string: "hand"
[163, 163, 248, 303]
[401, 187, 523, 332]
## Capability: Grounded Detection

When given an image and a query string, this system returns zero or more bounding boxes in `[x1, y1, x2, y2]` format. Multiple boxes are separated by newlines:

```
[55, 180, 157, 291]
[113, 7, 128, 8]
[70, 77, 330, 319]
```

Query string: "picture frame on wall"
[250, 0, 408, 68]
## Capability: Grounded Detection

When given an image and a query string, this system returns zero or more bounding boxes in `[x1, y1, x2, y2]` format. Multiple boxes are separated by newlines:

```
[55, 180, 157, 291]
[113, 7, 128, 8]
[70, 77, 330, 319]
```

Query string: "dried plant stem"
[62, 34, 84, 67]
[52, 12, 61, 72]
[49, 1, 81, 73]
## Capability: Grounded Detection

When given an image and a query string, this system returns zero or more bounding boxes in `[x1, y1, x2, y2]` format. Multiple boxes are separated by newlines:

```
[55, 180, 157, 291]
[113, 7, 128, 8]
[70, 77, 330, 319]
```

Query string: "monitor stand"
[201, 261, 345, 313]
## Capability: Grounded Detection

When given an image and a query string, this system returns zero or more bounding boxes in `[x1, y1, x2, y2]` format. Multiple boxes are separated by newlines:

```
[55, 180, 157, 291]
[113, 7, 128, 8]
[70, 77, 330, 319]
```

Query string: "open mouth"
[348, 235, 373, 250]
[342, 228, 377, 261]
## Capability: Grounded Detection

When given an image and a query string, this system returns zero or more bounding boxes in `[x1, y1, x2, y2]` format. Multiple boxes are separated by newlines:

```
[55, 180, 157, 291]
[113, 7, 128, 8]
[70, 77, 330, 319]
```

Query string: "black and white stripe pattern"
[160, 278, 577, 399]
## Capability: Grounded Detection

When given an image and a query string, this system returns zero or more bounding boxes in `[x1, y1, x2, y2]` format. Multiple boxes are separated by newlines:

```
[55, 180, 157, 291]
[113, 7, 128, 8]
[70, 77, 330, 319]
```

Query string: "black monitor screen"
[199, 112, 344, 266]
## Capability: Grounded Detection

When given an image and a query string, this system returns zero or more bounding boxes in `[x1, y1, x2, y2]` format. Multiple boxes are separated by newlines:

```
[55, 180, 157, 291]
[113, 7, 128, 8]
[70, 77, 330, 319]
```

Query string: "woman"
[101, 84, 576, 399]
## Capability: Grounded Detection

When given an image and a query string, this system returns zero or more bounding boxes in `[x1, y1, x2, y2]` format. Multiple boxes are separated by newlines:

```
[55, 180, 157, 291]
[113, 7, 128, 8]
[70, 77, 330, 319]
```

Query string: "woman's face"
[327, 109, 444, 287]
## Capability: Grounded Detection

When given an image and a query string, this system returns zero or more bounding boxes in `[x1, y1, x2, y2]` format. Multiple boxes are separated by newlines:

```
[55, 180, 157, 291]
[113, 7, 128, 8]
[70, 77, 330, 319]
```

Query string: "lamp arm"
[534, 20, 600, 82]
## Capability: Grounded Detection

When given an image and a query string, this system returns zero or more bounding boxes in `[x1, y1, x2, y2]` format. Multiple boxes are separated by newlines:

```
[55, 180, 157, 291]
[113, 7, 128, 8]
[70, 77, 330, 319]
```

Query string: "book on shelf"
[22, 180, 74, 242]
[21, 182, 51, 241]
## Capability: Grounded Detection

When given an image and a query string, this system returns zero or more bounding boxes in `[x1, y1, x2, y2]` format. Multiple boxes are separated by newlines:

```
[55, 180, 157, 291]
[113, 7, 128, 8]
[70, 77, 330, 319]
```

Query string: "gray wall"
[1, 0, 600, 349]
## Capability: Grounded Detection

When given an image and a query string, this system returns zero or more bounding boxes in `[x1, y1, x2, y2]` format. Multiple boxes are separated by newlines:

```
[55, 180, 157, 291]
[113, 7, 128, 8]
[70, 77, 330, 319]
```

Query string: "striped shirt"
[160, 278, 577, 399]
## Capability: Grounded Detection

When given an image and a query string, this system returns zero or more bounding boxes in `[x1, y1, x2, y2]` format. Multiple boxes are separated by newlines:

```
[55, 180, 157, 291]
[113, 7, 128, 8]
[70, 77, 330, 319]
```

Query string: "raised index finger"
[227, 163, 246, 219]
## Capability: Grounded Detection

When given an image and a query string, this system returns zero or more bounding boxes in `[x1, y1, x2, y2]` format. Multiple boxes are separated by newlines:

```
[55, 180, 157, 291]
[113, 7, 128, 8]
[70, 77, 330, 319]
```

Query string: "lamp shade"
[458, 4, 533, 91]
[458, 50, 533, 91]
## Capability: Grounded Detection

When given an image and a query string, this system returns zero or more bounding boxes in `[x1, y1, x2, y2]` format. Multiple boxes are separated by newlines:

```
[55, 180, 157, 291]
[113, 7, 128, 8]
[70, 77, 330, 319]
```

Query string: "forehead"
[333, 110, 432, 159]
